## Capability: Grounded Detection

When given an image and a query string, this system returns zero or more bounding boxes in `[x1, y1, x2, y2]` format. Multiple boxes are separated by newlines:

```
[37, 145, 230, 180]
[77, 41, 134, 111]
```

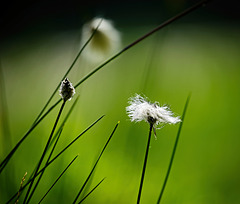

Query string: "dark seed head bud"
[59, 78, 75, 101]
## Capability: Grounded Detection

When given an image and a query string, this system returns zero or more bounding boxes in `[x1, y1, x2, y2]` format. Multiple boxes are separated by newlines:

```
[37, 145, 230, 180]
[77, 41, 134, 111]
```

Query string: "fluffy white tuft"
[80, 17, 121, 63]
[126, 94, 181, 128]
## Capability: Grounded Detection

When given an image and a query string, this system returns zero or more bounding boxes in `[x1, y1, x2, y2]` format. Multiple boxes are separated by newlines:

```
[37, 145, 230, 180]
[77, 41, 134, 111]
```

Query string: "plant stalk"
[156, 94, 191, 204]
[23, 101, 66, 204]
[137, 123, 153, 204]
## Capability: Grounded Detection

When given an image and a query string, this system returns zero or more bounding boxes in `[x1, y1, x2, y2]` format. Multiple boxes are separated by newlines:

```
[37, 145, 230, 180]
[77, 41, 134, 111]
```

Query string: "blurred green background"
[1, 0, 240, 203]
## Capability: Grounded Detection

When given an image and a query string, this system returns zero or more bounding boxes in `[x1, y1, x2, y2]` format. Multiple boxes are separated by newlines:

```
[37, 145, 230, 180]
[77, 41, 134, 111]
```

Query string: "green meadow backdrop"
[1, 2, 240, 203]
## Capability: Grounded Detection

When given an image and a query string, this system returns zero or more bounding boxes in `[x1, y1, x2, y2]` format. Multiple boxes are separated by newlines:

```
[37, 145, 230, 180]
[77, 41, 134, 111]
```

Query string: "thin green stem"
[0, 0, 208, 174]
[27, 125, 63, 194]
[49, 96, 79, 148]
[38, 155, 79, 204]
[0, 99, 61, 174]
[156, 93, 191, 204]
[0, 19, 102, 173]
[74, 0, 209, 90]
[24, 101, 66, 204]
[22, 97, 78, 195]
[32, 19, 102, 126]
[78, 178, 106, 204]
[0, 0, 208, 173]
[49, 115, 105, 171]
[6, 115, 104, 204]
[47, 126, 63, 162]
[72, 121, 120, 204]
[27, 125, 64, 202]
[137, 123, 153, 204]
[0, 60, 12, 151]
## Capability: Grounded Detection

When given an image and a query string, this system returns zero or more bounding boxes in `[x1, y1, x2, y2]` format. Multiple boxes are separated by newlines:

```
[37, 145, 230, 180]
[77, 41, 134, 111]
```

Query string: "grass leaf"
[38, 155, 79, 204]
[6, 115, 104, 204]
[72, 121, 120, 204]
[73, 0, 209, 90]
[23, 101, 66, 204]
[78, 178, 106, 204]
[156, 93, 191, 204]
[0, 0, 208, 173]
[0, 19, 102, 173]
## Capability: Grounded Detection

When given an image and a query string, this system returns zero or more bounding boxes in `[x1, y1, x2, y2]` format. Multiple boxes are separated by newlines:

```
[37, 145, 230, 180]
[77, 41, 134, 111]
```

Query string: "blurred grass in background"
[1, 1, 240, 203]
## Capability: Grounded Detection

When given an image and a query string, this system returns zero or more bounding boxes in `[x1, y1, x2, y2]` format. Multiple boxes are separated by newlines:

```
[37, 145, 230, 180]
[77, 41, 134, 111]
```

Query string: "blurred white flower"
[80, 17, 121, 63]
[59, 78, 75, 101]
[126, 94, 181, 136]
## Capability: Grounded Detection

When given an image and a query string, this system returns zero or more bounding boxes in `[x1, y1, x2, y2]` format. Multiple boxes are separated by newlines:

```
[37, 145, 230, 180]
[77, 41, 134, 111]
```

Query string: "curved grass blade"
[72, 121, 120, 204]
[78, 178, 106, 204]
[27, 125, 64, 194]
[0, 19, 102, 173]
[26, 96, 79, 192]
[140, 33, 162, 92]
[38, 155, 79, 204]
[0, 99, 60, 174]
[16, 0, 210, 141]
[156, 93, 191, 204]
[6, 115, 104, 204]
[1, 0, 209, 173]
[32, 19, 103, 125]
[0, 0, 208, 175]
[47, 120, 64, 162]
[26, 112, 68, 203]
[25, 123, 65, 203]
[0, 60, 12, 153]
[73, 0, 209, 90]
[24, 101, 66, 204]
[18, 97, 78, 202]
[25, 0, 205, 133]
[48, 114, 105, 169]
[5, 121, 64, 204]
[49, 95, 79, 148]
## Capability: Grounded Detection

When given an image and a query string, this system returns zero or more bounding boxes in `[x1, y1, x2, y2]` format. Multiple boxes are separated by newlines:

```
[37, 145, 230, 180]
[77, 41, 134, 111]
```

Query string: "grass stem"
[32, 19, 102, 126]
[74, 0, 209, 90]
[0, 98, 60, 174]
[72, 121, 119, 203]
[38, 155, 79, 204]
[0, 0, 209, 173]
[137, 123, 153, 204]
[0, 19, 102, 173]
[78, 178, 106, 204]
[23, 101, 66, 204]
[6, 115, 104, 204]
[156, 94, 191, 204]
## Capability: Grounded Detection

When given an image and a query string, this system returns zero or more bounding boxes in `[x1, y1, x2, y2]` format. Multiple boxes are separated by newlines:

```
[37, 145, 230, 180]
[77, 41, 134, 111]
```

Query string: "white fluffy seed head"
[59, 78, 75, 101]
[126, 94, 181, 127]
[80, 17, 121, 63]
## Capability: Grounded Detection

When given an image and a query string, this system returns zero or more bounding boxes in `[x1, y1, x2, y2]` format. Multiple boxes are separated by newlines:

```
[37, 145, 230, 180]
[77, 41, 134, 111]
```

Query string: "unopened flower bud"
[59, 78, 75, 101]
